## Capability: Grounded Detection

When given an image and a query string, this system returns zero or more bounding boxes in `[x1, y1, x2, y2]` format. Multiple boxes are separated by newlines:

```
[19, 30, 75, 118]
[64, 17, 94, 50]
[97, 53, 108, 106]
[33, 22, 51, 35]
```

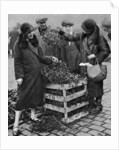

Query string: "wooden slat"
[44, 93, 64, 102]
[45, 84, 65, 90]
[44, 88, 87, 102]
[63, 88, 68, 119]
[63, 80, 87, 90]
[45, 78, 87, 90]
[67, 101, 89, 112]
[44, 104, 64, 113]
[62, 111, 89, 123]
[65, 89, 87, 102]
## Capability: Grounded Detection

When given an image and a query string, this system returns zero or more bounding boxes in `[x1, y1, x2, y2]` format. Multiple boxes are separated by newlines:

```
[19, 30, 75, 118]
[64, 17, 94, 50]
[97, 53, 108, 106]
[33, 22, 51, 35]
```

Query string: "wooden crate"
[44, 78, 89, 123]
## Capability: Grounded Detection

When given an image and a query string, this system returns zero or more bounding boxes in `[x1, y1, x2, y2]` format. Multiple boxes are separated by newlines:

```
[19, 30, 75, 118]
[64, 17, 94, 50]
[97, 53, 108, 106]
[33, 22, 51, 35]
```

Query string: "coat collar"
[28, 41, 39, 56]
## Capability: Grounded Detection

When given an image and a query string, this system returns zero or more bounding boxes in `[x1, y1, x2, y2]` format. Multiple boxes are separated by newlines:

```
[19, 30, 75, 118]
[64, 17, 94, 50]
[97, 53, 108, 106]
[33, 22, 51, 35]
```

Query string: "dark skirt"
[87, 79, 103, 98]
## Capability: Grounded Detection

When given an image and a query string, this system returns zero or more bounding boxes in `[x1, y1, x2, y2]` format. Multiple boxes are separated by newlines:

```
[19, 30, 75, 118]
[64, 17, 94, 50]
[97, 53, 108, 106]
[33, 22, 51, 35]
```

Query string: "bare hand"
[79, 63, 93, 67]
[79, 63, 86, 66]
[17, 78, 23, 85]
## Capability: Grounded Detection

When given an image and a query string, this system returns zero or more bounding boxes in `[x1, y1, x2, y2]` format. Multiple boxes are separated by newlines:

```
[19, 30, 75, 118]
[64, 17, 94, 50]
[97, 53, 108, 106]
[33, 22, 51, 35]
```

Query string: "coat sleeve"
[14, 42, 24, 80]
[38, 46, 53, 65]
[96, 36, 111, 64]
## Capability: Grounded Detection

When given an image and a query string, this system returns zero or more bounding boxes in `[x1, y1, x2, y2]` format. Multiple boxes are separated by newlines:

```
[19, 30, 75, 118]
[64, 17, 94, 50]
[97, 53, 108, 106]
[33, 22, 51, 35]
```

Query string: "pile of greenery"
[8, 89, 17, 125]
[41, 61, 83, 84]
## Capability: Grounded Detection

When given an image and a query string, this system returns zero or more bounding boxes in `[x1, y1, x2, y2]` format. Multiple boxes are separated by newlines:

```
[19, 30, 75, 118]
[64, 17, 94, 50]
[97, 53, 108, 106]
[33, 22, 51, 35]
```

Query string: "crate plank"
[64, 80, 87, 90]
[44, 94, 64, 102]
[67, 101, 89, 112]
[65, 90, 87, 102]
[62, 111, 89, 123]
[46, 83, 65, 90]
[46, 79, 87, 90]
[45, 104, 64, 113]
[44, 89, 87, 102]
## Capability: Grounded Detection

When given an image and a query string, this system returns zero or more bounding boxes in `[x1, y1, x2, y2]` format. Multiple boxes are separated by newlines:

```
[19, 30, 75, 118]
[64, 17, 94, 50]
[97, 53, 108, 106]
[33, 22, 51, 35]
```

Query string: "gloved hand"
[58, 30, 65, 36]
[17, 78, 23, 85]
[52, 57, 59, 63]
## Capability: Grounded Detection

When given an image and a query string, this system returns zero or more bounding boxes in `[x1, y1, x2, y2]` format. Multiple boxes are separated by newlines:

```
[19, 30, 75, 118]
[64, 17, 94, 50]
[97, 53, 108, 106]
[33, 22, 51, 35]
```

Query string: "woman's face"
[27, 31, 34, 39]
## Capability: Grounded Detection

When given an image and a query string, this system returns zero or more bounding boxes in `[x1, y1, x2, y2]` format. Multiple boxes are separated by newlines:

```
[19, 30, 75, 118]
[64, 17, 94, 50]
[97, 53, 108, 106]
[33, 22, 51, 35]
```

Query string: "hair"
[88, 25, 100, 45]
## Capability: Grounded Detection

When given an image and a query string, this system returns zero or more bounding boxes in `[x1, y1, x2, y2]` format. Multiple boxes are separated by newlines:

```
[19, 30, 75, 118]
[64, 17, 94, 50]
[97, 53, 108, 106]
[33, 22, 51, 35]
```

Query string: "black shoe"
[88, 104, 96, 114]
[95, 105, 103, 113]
[89, 108, 96, 114]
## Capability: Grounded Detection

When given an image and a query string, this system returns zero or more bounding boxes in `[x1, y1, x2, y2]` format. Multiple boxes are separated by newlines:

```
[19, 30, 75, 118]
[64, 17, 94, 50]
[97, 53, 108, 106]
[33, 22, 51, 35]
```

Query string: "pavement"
[8, 62, 111, 136]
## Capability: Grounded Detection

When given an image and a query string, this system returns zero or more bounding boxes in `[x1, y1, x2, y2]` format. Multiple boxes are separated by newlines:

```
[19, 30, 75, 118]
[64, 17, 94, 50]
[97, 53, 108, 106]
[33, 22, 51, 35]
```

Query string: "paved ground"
[8, 58, 111, 136]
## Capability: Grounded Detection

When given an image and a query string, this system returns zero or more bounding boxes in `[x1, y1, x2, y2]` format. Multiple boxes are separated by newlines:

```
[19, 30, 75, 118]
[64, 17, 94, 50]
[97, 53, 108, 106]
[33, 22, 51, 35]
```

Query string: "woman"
[59, 19, 110, 114]
[13, 23, 58, 136]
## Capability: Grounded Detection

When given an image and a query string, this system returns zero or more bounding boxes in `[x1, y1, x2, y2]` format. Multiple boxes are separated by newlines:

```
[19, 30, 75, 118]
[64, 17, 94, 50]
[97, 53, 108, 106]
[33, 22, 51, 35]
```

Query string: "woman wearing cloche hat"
[59, 19, 110, 114]
[13, 22, 58, 136]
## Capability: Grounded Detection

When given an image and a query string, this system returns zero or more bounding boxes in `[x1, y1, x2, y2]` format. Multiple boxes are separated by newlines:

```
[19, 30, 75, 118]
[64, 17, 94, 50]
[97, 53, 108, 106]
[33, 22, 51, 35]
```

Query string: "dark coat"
[14, 41, 52, 110]
[64, 31, 110, 97]
[58, 38, 81, 71]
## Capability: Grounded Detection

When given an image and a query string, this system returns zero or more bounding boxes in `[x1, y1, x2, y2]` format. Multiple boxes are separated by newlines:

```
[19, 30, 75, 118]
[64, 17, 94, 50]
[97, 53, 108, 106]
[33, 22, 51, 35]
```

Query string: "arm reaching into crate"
[38, 48, 59, 65]
[28, 40, 59, 65]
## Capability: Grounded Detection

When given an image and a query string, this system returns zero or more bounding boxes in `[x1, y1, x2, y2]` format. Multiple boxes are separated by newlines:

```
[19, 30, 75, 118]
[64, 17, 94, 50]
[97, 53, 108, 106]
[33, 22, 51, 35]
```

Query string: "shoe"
[95, 97, 103, 113]
[30, 117, 41, 122]
[95, 105, 103, 114]
[88, 103, 96, 114]
[12, 126, 19, 136]
[89, 107, 96, 114]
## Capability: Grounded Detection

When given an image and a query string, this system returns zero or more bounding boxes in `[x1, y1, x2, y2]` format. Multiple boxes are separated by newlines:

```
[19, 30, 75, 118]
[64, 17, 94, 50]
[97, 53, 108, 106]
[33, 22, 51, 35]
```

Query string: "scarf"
[18, 34, 38, 49]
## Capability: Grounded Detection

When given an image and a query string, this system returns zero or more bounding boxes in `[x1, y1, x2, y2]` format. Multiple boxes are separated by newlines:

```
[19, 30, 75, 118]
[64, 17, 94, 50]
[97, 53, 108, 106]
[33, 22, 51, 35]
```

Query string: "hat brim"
[24, 27, 34, 37]
[62, 24, 74, 27]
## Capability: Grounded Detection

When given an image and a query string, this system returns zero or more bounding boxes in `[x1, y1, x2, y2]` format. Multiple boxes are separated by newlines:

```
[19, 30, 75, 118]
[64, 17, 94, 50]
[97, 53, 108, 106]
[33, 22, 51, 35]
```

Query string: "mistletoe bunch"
[41, 61, 83, 84]
[41, 28, 67, 47]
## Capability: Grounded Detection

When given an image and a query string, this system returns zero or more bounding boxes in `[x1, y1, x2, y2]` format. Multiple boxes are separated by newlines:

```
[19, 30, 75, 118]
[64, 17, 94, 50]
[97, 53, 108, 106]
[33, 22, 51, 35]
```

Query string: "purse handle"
[95, 57, 99, 65]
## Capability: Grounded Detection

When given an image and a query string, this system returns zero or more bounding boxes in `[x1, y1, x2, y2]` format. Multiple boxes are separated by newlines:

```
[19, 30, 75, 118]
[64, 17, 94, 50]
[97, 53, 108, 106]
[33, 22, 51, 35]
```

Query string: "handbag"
[79, 37, 107, 82]
[87, 58, 107, 82]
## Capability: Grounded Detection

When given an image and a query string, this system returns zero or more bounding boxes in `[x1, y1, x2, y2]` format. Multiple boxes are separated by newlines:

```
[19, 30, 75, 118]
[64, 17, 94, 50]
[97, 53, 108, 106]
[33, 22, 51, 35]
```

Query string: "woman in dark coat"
[13, 23, 58, 135]
[59, 19, 110, 113]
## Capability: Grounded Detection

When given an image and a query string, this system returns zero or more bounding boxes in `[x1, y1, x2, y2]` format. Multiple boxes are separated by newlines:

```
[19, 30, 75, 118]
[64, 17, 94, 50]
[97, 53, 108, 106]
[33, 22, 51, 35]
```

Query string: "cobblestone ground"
[8, 62, 111, 136]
